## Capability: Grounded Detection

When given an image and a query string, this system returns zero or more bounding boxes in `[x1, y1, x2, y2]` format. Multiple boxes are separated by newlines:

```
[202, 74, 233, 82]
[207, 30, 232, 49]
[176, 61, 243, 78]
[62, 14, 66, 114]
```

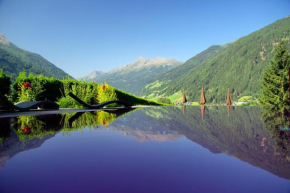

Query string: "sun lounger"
[68, 92, 132, 109]
[0, 94, 59, 112]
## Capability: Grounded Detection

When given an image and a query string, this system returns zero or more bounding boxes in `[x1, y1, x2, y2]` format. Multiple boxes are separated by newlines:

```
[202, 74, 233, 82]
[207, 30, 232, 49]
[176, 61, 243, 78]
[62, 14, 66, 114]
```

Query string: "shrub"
[96, 81, 117, 103]
[115, 88, 164, 106]
[17, 79, 45, 101]
[157, 97, 171, 104]
[0, 69, 11, 95]
[11, 71, 64, 102]
[58, 78, 98, 108]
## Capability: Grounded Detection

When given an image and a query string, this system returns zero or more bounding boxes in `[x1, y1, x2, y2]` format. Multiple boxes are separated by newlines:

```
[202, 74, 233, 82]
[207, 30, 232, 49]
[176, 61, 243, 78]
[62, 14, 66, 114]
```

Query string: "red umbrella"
[226, 88, 232, 106]
[182, 91, 187, 103]
[200, 86, 206, 104]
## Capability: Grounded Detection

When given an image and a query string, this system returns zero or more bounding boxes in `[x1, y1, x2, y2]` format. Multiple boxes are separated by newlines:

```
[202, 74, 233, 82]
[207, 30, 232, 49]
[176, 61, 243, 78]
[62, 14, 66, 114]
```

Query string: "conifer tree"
[260, 41, 290, 107]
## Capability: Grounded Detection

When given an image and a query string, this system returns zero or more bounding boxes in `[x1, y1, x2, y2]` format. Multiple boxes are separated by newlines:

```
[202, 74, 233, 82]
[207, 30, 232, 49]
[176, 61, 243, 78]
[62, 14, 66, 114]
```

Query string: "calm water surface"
[0, 107, 289, 193]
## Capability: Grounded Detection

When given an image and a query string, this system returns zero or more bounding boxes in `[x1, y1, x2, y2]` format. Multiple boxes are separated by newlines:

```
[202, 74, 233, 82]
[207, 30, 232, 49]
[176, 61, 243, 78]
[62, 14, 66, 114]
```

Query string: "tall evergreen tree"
[260, 41, 290, 107]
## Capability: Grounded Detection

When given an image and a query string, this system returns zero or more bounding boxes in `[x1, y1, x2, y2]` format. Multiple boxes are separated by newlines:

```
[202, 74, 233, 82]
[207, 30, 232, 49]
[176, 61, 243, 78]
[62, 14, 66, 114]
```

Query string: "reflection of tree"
[261, 107, 290, 159]
[0, 118, 11, 144]
[135, 107, 290, 179]
[13, 116, 50, 140]
[63, 112, 99, 131]
[61, 111, 117, 135]
[9, 109, 133, 141]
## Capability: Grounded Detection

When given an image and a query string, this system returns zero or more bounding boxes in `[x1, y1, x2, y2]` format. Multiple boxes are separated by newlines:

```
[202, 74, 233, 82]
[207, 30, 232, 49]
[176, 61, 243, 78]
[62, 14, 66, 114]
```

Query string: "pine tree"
[260, 41, 290, 107]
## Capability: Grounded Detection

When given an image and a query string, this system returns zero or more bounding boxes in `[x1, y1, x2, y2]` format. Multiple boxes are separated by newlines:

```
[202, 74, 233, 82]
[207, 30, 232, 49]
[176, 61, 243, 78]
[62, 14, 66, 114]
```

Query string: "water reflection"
[109, 106, 290, 180]
[0, 106, 290, 181]
[261, 107, 290, 159]
[201, 105, 205, 119]
[0, 109, 133, 169]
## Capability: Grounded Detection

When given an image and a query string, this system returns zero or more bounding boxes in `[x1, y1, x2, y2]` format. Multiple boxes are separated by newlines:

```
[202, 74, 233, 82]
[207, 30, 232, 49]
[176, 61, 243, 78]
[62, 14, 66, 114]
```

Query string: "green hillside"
[143, 16, 290, 103]
[143, 45, 224, 97]
[0, 34, 71, 80]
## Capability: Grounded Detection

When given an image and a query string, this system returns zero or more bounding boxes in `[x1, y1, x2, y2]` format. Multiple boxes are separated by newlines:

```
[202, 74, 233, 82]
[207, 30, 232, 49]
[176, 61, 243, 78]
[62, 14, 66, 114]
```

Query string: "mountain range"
[83, 57, 183, 95]
[1, 15, 290, 103]
[0, 34, 71, 80]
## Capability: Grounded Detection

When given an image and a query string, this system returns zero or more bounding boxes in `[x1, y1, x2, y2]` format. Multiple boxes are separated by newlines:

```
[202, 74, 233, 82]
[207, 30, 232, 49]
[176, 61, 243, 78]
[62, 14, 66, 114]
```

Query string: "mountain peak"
[82, 70, 105, 81]
[0, 34, 12, 46]
[128, 56, 182, 69]
[137, 56, 146, 60]
[83, 56, 183, 95]
[133, 56, 149, 64]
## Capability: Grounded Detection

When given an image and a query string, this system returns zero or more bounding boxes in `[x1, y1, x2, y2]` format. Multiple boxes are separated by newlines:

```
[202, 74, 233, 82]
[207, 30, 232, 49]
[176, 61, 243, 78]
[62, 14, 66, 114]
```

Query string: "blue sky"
[0, 0, 289, 78]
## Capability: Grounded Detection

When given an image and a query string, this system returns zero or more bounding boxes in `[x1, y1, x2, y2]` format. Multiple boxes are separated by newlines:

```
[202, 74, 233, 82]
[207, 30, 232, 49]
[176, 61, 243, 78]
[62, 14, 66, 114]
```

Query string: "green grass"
[145, 80, 163, 89]
[192, 102, 199, 106]
[238, 96, 253, 102]
[167, 92, 182, 102]
[147, 96, 159, 101]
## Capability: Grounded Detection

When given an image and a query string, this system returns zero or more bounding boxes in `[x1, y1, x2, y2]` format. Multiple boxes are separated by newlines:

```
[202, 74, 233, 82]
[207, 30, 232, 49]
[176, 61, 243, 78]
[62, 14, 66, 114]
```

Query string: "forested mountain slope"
[0, 34, 71, 80]
[143, 16, 290, 103]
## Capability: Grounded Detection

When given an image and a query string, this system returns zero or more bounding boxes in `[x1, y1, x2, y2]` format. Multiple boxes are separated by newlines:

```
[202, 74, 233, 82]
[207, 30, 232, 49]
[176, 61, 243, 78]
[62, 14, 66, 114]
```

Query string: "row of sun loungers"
[0, 92, 133, 112]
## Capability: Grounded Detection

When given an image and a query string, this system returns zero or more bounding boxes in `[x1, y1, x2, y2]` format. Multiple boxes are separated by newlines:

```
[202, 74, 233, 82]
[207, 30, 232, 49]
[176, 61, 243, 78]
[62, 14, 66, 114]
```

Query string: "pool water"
[0, 106, 289, 193]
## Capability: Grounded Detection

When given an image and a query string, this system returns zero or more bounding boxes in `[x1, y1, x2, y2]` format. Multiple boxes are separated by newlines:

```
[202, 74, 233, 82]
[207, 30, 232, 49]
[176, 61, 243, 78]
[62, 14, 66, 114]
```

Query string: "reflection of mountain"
[110, 107, 290, 180]
[167, 107, 290, 180]
[109, 109, 184, 142]
[0, 109, 133, 169]
[0, 116, 60, 170]
[0, 128, 55, 170]
[0, 107, 289, 180]
[123, 131, 183, 142]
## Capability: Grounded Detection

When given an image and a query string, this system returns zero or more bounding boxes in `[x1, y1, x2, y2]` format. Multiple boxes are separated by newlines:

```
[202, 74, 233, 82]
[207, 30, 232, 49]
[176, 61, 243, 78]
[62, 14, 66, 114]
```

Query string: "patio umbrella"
[200, 86, 206, 104]
[226, 88, 232, 105]
[182, 91, 187, 104]
[201, 106, 205, 119]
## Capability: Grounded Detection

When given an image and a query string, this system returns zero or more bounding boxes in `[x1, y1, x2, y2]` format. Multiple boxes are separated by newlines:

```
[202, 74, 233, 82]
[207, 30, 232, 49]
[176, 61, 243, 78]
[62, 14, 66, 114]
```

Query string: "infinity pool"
[0, 107, 289, 193]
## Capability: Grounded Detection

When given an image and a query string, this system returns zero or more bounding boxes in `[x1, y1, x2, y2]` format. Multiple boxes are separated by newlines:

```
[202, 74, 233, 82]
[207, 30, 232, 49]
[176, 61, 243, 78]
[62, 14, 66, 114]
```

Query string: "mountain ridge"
[0, 34, 72, 80]
[83, 56, 183, 95]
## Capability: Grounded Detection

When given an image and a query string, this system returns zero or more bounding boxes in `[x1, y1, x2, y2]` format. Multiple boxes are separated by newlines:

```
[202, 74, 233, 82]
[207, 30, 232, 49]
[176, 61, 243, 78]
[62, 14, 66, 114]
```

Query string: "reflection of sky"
[0, 127, 289, 193]
[281, 127, 290, 131]
[0, 107, 290, 193]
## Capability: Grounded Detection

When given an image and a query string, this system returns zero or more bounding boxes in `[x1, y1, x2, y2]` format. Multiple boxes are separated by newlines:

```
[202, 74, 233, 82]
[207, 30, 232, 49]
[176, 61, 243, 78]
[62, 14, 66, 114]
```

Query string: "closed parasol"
[200, 86, 206, 104]
[226, 88, 232, 105]
[182, 91, 187, 103]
